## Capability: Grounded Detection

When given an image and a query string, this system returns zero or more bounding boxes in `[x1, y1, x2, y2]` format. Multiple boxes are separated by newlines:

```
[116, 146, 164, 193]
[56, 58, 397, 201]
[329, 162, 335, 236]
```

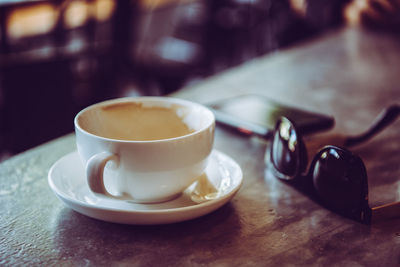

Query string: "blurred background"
[0, 0, 398, 160]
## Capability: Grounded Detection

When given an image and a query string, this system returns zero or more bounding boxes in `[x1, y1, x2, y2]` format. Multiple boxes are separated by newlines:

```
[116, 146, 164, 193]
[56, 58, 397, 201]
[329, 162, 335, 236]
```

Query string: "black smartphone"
[207, 94, 334, 138]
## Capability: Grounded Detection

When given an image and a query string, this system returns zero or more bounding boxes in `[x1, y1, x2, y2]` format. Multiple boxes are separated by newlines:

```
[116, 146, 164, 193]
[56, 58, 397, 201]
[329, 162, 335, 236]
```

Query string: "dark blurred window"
[0, 0, 348, 158]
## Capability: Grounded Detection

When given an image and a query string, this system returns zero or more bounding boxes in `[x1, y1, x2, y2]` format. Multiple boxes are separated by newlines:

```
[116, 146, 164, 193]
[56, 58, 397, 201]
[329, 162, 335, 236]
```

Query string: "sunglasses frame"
[266, 109, 400, 224]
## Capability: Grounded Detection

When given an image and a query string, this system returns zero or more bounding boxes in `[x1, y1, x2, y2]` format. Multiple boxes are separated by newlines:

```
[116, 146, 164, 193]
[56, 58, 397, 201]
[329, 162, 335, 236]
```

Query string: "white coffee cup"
[74, 97, 215, 203]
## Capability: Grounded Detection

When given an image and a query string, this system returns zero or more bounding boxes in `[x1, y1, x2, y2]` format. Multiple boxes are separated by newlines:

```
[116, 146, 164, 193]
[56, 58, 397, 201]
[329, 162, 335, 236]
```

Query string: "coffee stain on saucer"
[190, 172, 231, 204]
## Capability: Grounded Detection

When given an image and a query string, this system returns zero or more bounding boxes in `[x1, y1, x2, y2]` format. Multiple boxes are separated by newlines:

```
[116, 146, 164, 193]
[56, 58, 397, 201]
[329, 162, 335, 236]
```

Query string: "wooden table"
[1, 27, 399, 266]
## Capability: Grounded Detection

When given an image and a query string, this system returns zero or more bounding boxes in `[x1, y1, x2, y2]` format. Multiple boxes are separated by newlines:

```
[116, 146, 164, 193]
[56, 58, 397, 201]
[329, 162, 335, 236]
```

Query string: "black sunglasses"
[266, 104, 400, 224]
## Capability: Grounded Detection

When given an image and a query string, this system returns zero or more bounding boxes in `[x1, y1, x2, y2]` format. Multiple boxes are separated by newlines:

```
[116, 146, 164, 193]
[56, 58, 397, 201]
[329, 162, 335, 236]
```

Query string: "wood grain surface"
[1, 27, 399, 266]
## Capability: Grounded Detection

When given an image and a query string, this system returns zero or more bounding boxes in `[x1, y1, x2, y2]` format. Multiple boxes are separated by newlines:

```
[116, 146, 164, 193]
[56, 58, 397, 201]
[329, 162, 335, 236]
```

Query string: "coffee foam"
[78, 102, 196, 141]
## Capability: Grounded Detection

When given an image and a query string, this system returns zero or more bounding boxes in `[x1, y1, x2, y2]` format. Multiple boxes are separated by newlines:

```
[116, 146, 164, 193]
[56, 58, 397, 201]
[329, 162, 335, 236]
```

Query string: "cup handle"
[86, 152, 119, 196]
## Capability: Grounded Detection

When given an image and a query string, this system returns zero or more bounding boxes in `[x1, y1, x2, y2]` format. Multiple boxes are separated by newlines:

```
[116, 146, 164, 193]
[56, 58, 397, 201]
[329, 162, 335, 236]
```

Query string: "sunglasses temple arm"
[371, 201, 400, 223]
[344, 104, 400, 147]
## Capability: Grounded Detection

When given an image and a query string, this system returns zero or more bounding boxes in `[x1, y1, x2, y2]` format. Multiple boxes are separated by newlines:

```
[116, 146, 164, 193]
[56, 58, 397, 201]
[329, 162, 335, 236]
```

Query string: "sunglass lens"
[270, 118, 301, 179]
[312, 146, 370, 220]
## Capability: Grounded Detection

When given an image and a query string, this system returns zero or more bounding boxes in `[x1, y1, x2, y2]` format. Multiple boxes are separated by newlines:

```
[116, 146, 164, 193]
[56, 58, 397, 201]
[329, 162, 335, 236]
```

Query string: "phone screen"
[208, 94, 334, 138]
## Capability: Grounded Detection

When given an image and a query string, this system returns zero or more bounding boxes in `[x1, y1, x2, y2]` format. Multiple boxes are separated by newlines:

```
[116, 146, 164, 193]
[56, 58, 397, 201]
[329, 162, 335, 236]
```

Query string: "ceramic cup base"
[101, 189, 184, 204]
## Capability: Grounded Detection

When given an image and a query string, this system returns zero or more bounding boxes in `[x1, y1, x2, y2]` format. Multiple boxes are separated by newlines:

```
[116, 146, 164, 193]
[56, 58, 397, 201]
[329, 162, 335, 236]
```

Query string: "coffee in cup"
[75, 97, 215, 203]
[78, 101, 196, 141]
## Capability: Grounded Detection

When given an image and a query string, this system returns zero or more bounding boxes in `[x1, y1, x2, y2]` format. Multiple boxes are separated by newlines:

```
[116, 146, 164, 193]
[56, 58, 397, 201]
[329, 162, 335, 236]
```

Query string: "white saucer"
[48, 150, 243, 225]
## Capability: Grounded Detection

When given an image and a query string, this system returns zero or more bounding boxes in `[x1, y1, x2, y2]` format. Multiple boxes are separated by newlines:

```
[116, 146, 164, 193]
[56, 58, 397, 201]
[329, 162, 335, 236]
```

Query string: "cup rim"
[74, 96, 215, 143]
